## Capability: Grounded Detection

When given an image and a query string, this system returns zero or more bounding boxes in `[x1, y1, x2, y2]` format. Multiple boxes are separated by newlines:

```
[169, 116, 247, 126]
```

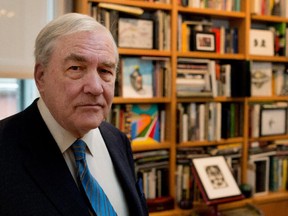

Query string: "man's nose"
[83, 71, 104, 95]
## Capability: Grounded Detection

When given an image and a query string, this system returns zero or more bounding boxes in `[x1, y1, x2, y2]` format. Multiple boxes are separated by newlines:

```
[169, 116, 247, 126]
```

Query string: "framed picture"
[191, 156, 243, 205]
[260, 107, 287, 136]
[247, 157, 269, 196]
[250, 29, 274, 56]
[118, 18, 153, 49]
[190, 31, 216, 52]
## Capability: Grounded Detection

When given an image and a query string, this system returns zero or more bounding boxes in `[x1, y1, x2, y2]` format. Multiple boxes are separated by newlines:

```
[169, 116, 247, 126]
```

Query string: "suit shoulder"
[100, 121, 127, 138]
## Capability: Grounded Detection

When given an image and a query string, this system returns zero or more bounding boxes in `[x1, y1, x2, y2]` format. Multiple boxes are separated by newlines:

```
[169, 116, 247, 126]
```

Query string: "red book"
[211, 27, 220, 53]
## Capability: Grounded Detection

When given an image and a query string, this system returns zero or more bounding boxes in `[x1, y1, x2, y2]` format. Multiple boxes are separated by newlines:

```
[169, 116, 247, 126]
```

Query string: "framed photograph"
[247, 157, 269, 196]
[191, 156, 243, 205]
[118, 18, 153, 49]
[260, 107, 287, 136]
[250, 29, 274, 56]
[190, 31, 216, 52]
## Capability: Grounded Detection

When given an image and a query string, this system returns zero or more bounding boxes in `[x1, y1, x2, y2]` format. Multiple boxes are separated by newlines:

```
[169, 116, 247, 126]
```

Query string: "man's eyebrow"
[64, 54, 87, 63]
[101, 61, 116, 69]
[64, 53, 117, 69]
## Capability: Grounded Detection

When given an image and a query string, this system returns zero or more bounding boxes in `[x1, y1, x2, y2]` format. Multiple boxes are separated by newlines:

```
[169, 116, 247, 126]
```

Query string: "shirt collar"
[37, 97, 98, 157]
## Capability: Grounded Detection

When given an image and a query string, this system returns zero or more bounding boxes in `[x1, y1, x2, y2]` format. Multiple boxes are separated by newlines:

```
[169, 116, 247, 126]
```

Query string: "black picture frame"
[260, 107, 287, 136]
[247, 157, 269, 196]
[190, 31, 216, 52]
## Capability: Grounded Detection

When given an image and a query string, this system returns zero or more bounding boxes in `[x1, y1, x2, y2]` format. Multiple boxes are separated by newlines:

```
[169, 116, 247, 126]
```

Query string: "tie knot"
[72, 139, 86, 161]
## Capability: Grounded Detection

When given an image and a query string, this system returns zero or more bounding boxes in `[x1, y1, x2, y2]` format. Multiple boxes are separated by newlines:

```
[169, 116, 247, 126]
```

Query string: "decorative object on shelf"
[260, 107, 287, 136]
[249, 29, 274, 56]
[191, 156, 243, 205]
[250, 62, 272, 97]
[190, 31, 216, 52]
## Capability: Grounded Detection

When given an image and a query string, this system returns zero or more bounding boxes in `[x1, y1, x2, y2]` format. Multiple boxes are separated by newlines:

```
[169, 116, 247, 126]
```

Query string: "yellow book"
[181, 22, 189, 52]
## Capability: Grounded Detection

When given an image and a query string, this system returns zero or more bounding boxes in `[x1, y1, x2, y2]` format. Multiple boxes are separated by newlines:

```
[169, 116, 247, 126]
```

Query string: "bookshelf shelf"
[252, 191, 288, 203]
[249, 135, 288, 143]
[132, 141, 171, 152]
[89, 0, 172, 10]
[177, 97, 245, 103]
[177, 52, 245, 60]
[251, 14, 288, 23]
[75, 0, 288, 215]
[177, 7, 246, 19]
[113, 97, 171, 104]
[178, 137, 244, 147]
[119, 48, 172, 56]
[247, 96, 288, 102]
[249, 55, 288, 62]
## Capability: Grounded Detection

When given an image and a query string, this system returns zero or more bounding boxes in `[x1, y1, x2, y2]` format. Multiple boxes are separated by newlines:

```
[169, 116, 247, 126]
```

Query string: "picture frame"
[247, 157, 269, 196]
[190, 31, 216, 52]
[191, 156, 243, 206]
[250, 29, 274, 56]
[118, 18, 153, 49]
[260, 107, 287, 136]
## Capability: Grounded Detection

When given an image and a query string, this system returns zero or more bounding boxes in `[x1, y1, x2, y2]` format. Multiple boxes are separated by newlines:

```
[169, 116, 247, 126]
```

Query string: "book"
[98, 3, 144, 15]
[230, 61, 251, 97]
[250, 62, 273, 96]
[130, 104, 160, 145]
[121, 57, 154, 98]
[219, 64, 231, 97]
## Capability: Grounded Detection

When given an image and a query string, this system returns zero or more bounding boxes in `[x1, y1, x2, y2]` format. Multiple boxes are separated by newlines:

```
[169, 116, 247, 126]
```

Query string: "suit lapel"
[21, 101, 91, 216]
[99, 122, 146, 216]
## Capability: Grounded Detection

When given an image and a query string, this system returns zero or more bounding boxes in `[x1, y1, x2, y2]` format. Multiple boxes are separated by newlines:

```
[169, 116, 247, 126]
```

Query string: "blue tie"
[72, 139, 117, 216]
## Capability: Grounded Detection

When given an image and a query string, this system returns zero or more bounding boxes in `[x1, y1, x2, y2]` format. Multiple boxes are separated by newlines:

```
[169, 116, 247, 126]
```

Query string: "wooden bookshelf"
[74, 0, 288, 215]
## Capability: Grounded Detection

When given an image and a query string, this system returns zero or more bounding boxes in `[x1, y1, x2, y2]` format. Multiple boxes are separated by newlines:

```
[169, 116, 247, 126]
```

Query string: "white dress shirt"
[37, 98, 129, 216]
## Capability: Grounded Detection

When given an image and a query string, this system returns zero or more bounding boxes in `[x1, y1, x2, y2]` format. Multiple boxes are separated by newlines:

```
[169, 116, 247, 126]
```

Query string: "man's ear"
[34, 63, 45, 93]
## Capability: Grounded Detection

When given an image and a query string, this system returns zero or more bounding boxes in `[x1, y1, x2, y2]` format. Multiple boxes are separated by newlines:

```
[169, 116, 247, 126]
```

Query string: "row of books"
[107, 104, 165, 145]
[97, 56, 287, 100]
[177, 58, 251, 98]
[116, 57, 171, 98]
[134, 150, 170, 199]
[176, 58, 212, 97]
[177, 102, 243, 143]
[249, 102, 288, 138]
[247, 141, 288, 195]
[176, 146, 241, 208]
[88, 3, 171, 51]
[251, 0, 288, 17]
[180, 0, 241, 12]
[177, 58, 288, 98]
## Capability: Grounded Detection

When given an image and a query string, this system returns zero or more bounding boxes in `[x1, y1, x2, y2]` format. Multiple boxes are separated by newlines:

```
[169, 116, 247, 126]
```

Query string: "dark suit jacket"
[0, 99, 148, 216]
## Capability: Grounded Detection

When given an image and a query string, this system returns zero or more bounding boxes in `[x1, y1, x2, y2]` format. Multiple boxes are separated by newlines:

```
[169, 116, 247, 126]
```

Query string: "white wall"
[0, 0, 72, 78]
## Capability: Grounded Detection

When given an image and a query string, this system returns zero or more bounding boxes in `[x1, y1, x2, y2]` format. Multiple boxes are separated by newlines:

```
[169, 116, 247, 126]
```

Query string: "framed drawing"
[190, 31, 216, 52]
[118, 18, 153, 49]
[191, 156, 243, 206]
[260, 107, 287, 136]
[250, 29, 274, 56]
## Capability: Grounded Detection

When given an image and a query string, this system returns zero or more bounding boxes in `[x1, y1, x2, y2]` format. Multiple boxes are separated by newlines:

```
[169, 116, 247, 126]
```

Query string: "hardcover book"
[130, 104, 160, 145]
[121, 57, 154, 98]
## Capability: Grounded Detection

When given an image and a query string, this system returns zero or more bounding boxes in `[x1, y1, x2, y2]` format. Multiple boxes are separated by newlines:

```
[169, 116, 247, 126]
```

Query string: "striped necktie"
[72, 139, 117, 216]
